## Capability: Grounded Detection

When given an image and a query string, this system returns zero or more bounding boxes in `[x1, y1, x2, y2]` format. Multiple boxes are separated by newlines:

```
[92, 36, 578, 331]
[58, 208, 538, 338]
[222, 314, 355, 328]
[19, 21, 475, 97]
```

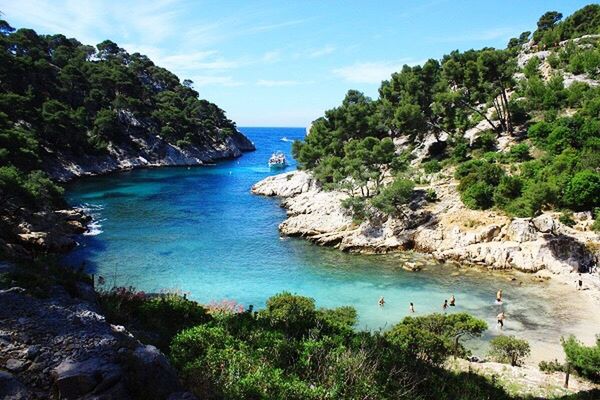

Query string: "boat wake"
[280, 137, 294, 142]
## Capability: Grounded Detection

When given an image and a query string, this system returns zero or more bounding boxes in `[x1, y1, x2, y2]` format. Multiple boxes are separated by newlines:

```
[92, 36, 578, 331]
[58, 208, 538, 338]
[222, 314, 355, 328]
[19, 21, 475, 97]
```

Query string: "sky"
[0, 0, 594, 127]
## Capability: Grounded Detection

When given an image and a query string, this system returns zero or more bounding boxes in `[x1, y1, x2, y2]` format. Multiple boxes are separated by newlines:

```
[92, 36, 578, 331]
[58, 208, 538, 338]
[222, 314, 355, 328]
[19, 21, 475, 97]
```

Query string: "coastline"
[0, 130, 255, 260]
[252, 170, 600, 362]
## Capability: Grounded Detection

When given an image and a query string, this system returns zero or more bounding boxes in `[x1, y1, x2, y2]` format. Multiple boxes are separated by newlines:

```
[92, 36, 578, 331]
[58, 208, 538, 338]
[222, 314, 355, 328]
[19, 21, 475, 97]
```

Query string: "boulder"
[128, 345, 182, 400]
[52, 357, 123, 399]
[0, 371, 31, 400]
[532, 214, 556, 234]
[506, 219, 537, 242]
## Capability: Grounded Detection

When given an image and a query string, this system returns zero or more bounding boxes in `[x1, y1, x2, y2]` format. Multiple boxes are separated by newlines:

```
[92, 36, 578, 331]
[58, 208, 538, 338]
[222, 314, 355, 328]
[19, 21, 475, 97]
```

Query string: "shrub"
[508, 143, 531, 162]
[592, 210, 600, 232]
[488, 335, 531, 366]
[494, 176, 523, 207]
[425, 188, 438, 202]
[341, 196, 367, 223]
[562, 335, 600, 383]
[563, 170, 600, 211]
[461, 182, 495, 210]
[559, 212, 576, 227]
[260, 292, 317, 337]
[423, 160, 442, 174]
[538, 359, 566, 373]
[371, 178, 415, 217]
[472, 132, 497, 151]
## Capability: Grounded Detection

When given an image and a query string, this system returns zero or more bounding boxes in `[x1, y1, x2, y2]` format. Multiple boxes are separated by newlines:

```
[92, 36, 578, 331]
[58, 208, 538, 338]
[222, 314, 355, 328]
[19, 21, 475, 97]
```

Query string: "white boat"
[268, 151, 287, 168]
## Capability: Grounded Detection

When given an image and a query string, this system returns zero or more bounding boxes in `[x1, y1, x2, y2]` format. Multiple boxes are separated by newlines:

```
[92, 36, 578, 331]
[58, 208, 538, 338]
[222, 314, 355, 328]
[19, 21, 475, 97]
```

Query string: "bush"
[508, 143, 531, 162]
[562, 335, 600, 383]
[592, 210, 600, 232]
[340, 196, 367, 223]
[260, 292, 317, 337]
[461, 182, 495, 210]
[559, 212, 576, 227]
[488, 335, 531, 366]
[371, 178, 415, 217]
[425, 188, 438, 202]
[423, 160, 442, 174]
[563, 170, 600, 211]
[538, 359, 566, 373]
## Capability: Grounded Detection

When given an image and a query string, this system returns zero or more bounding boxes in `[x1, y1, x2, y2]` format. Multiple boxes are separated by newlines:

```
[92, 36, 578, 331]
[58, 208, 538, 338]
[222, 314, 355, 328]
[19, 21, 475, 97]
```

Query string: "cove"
[64, 127, 586, 358]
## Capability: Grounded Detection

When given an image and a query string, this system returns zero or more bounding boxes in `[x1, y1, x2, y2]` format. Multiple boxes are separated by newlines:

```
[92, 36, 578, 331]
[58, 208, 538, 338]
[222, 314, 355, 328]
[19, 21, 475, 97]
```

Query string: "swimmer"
[449, 294, 456, 307]
[496, 289, 503, 303]
[497, 311, 505, 329]
[409, 302, 415, 313]
[378, 296, 385, 306]
[442, 299, 448, 311]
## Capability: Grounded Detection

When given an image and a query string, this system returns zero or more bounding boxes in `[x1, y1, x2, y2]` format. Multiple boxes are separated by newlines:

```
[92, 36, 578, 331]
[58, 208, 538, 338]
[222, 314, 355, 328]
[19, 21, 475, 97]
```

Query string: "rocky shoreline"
[1, 129, 255, 260]
[252, 170, 600, 300]
[0, 266, 195, 400]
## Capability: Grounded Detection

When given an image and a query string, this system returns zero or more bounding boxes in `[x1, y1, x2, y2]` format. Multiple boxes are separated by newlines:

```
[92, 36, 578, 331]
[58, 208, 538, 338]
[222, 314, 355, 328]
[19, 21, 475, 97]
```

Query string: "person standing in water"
[442, 299, 448, 311]
[409, 302, 415, 313]
[378, 296, 385, 306]
[496, 289, 503, 303]
[497, 312, 505, 329]
[449, 294, 456, 307]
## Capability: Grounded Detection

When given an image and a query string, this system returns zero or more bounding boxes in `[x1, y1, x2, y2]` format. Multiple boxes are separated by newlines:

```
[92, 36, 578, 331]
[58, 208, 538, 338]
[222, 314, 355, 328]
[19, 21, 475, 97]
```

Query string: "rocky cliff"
[252, 171, 600, 280]
[0, 264, 195, 400]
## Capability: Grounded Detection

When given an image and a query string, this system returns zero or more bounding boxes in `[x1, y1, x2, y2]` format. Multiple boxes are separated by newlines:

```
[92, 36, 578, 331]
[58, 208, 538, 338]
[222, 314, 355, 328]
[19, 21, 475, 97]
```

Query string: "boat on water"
[268, 151, 287, 168]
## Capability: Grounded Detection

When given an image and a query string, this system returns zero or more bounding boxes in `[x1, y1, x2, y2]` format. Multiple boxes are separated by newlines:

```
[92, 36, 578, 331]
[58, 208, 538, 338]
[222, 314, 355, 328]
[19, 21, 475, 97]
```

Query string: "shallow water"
[64, 127, 592, 359]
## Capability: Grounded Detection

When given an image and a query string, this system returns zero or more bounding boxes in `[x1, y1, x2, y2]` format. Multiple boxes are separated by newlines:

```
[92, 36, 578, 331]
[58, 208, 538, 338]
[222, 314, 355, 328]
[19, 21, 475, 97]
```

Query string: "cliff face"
[252, 171, 600, 282]
[44, 118, 255, 182]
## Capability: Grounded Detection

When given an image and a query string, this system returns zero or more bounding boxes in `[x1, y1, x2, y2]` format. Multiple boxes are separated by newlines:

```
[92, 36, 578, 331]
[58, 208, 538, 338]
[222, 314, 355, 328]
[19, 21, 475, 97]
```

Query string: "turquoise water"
[64, 127, 570, 351]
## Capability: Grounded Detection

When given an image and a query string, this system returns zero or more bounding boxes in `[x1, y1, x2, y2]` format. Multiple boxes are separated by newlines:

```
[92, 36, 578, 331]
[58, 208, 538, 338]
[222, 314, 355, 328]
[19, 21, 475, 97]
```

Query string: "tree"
[488, 335, 531, 366]
[563, 170, 600, 211]
[371, 178, 414, 217]
[562, 335, 600, 382]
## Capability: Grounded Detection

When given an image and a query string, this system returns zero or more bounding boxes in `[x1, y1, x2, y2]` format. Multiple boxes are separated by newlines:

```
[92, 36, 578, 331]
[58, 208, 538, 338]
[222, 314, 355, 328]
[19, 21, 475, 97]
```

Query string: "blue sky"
[1, 0, 594, 126]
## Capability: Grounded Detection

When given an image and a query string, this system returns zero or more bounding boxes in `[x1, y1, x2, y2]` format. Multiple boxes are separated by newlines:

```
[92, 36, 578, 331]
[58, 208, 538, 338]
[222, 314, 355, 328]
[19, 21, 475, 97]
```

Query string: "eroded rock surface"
[252, 171, 600, 277]
[0, 285, 195, 400]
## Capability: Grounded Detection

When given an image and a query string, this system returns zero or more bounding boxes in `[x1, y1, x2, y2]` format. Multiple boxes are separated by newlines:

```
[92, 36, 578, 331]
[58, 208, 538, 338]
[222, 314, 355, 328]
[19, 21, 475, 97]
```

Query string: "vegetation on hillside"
[293, 4, 600, 221]
[0, 19, 237, 214]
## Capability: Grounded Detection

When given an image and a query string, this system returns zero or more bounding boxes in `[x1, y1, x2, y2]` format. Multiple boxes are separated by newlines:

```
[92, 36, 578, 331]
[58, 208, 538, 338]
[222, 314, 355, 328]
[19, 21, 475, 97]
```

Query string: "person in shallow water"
[496, 289, 503, 303]
[409, 302, 415, 313]
[497, 312, 505, 329]
[378, 296, 385, 306]
[442, 299, 448, 311]
[449, 294, 456, 306]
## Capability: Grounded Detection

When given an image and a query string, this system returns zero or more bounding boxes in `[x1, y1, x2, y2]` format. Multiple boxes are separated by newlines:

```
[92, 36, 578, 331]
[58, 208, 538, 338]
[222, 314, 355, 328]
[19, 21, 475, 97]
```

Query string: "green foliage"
[559, 211, 576, 227]
[562, 335, 600, 382]
[423, 159, 442, 174]
[488, 335, 531, 366]
[99, 289, 211, 350]
[425, 188, 438, 202]
[539, 359, 566, 373]
[563, 170, 600, 211]
[592, 210, 600, 232]
[260, 291, 317, 337]
[167, 293, 502, 400]
[341, 196, 368, 223]
[371, 178, 415, 216]
[508, 143, 531, 162]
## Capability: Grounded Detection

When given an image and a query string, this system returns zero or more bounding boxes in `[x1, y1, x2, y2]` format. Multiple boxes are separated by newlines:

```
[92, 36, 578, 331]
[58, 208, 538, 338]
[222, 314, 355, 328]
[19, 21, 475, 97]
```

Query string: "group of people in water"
[378, 288, 507, 329]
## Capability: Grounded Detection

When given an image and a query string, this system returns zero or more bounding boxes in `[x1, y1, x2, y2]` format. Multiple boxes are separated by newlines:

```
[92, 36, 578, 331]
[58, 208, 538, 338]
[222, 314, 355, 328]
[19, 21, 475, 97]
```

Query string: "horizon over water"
[64, 127, 582, 357]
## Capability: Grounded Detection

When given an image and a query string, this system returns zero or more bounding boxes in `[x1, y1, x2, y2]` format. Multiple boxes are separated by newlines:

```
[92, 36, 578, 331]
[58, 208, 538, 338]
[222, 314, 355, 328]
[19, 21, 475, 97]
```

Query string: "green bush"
[461, 182, 495, 209]
[425, 188, 438, 202]
[508, 143, 531, 162]
[538, 359, 566, 373]
[488, 335, 531, 366]
[423, 160, 442, 174]
[260, 292, 317, 337]
[341, 196, 367, 223]
[562, 335, 600, 383]
[563, 170, 600, 211]
[370, 178, 415, 217]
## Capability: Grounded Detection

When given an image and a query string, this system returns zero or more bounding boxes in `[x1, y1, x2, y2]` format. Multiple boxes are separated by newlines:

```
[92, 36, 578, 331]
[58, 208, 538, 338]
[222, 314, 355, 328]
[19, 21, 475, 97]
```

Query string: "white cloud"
[191, 75, 244, 87]
[307, 45, 335, 58]
[332, 60, 423, 84]
[256, 79, 303, 87]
